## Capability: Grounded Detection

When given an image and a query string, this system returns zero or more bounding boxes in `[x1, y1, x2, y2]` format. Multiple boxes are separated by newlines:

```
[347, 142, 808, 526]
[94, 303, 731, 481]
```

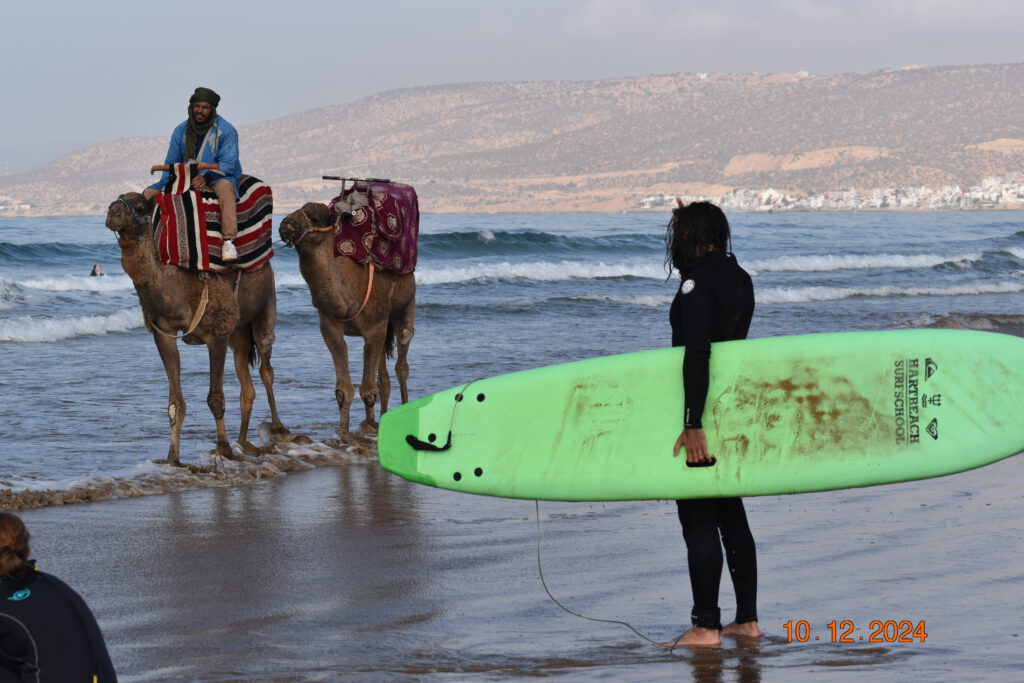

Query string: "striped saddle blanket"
[152, 164, 274, 272]
[328, 181, 418, 275]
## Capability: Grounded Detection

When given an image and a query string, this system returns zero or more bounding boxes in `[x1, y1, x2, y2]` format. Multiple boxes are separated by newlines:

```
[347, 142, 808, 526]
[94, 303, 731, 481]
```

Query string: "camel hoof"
[358, 420, 379, 436]
[238, 439, 264, 457]
[258, 421, 293, 445]
[152, 458, 186, 468]
[335, 429, 374, 448]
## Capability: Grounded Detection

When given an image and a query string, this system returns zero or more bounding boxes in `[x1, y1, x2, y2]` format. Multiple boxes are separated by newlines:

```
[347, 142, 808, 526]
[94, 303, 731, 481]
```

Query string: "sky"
[2, 0, 1023, 171]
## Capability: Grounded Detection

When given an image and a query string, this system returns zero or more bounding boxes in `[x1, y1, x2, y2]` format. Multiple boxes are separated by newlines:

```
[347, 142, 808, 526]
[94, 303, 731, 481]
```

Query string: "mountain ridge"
[3, 63, 1024, 215]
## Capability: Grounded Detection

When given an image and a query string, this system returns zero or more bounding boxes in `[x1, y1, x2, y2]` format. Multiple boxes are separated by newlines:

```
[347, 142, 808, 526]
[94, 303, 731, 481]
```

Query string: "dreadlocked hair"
[665, 201, 731, 276]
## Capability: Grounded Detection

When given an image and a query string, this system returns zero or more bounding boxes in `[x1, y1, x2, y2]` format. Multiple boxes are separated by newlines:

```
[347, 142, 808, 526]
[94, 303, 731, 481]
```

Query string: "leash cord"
[533, 500, 667, 648]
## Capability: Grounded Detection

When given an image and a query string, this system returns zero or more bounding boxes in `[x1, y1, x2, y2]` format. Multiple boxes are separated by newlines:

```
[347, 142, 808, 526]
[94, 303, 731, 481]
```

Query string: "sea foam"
[0, 306, 144, 343]
[746, 252, 981, 273]
[758, 281, 1024, 304]
[17, 273, 134, 292]
[415, 260, 663, 285]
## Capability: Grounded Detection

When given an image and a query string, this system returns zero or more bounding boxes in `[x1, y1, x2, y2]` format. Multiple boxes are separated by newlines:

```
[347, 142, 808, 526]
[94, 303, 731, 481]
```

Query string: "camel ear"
[675, 197, 685, 209]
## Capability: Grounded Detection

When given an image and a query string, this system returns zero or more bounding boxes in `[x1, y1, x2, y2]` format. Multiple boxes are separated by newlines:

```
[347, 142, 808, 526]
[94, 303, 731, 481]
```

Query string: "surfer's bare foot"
[722, 621, 762, 638]
[660, 627, 721, 648]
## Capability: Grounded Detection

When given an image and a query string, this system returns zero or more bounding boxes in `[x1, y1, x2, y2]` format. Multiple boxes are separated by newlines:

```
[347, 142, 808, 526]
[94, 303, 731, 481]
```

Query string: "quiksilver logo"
[925, 358, 938, 380]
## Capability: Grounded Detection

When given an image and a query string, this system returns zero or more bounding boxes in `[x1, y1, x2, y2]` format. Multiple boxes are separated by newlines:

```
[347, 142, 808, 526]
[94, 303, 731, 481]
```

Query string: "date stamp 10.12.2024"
[783, 619, 928, 643]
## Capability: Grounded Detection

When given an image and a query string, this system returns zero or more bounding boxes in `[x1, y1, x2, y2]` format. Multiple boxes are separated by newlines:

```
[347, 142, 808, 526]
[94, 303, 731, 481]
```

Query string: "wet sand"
[18, 452, 1024, 681]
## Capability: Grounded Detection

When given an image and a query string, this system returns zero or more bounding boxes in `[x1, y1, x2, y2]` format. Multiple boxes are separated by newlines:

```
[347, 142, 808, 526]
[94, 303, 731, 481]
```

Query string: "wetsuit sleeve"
[55, 579, 117, 682]
[679, 277, 714, 429]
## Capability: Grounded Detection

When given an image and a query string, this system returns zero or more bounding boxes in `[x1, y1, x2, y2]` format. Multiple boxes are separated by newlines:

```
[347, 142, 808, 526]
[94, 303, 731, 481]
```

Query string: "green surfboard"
[378, 330, 1024, 501]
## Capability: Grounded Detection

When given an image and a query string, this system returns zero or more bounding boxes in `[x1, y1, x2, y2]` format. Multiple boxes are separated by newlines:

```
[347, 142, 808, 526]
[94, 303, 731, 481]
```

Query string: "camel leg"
[357, 324, 388, 434]
[395, 300, 415, 404]
[377, 352, 391, 416]
[252, 295, 287, 435]
[230, 326, 260, 456]
[153, 332, 186, 466]
[320, 316, 355, 438]
[206, 337, 233, 457]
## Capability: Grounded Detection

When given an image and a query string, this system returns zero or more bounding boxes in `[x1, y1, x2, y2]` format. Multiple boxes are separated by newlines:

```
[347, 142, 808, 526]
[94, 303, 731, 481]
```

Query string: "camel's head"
[106, 192, 154, 240]
[279, 202, 334, 248]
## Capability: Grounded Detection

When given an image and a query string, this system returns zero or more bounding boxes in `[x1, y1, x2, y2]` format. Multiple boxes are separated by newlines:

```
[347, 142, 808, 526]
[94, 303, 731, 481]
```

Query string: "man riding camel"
[144, 87, 242, 262]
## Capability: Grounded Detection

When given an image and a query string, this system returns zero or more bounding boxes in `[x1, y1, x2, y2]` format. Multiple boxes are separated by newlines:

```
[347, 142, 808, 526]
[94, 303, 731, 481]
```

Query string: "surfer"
[143, 87, 242, 262]
[664, 200, 761, 648]
[90, 263, 105, 276]
[0, 512, 118, 681]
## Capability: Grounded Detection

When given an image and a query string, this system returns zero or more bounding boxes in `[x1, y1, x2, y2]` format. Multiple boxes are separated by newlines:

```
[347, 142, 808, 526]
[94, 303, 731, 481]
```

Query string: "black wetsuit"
[669, 250, 758, 631]
[0, 568, 117, 682]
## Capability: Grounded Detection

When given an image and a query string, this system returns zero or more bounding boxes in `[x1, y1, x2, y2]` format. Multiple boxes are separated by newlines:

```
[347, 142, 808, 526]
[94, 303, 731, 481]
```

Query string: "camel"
[278, 202, 415, 441]
[105, 192, 287, 465]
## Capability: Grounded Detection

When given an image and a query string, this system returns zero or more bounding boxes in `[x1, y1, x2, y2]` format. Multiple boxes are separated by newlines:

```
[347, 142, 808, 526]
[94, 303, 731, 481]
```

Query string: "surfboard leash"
[533, 500, 669, 649]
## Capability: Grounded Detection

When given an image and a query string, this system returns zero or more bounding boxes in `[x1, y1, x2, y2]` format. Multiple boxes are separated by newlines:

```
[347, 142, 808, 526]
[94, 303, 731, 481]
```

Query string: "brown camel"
[105, 192, 286, 465]
[279, 202, 415, 440]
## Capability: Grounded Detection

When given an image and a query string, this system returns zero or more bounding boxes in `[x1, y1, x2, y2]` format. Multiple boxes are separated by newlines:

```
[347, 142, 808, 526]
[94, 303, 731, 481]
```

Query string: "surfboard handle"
[686, 457, 717, 468]
[405, 432, 452, 452]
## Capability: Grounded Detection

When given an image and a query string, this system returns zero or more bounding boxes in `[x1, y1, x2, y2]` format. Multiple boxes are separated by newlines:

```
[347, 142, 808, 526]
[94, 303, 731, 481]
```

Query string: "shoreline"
[7, 204, 1024, 218]
[0, 436, 373, 512]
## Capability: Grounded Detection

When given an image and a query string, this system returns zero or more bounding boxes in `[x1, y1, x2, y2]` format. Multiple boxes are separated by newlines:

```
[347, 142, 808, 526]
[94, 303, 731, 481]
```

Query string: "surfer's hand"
[674, 428, 712, 464]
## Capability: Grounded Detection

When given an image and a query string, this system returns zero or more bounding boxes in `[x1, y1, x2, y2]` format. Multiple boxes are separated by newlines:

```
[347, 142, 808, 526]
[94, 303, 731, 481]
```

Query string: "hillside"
[3, 63, 1024, 215]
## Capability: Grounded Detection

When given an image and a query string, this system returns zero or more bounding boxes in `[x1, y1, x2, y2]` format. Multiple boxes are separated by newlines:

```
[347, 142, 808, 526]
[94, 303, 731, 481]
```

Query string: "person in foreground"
[0, 512, 117, 681]
[143, 86, 242, 262]
[662, 200, 762, 648]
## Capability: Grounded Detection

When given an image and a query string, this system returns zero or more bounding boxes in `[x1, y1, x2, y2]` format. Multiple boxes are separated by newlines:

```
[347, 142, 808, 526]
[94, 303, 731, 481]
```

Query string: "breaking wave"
[758, 281, 1024, 304]
[415, 260, 662, 284]
[0, 307, 143, 343]
[746, 252, 979, 273]
[14, 273, 134, 292]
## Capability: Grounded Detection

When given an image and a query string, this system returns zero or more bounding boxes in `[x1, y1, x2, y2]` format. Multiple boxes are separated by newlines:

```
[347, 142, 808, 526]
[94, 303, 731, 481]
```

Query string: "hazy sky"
[3, 0, 1023, 163]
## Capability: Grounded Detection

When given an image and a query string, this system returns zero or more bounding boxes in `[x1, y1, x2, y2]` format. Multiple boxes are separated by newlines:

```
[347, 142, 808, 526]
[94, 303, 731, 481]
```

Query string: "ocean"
[2, 210, 1022, 494]
[3, 209, 1024, 681]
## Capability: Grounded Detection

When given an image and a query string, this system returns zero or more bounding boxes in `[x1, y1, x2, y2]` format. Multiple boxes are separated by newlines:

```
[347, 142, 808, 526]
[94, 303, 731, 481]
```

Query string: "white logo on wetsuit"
[681, 279, 696, 294]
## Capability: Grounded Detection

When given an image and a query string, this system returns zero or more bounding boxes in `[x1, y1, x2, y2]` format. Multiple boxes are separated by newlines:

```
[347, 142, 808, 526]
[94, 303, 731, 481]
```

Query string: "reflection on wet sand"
[15, 449, 1024, 681]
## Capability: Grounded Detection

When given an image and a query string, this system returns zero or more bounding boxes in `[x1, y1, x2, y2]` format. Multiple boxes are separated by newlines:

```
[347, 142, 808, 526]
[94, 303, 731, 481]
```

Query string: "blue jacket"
[148, 115, 243, 197]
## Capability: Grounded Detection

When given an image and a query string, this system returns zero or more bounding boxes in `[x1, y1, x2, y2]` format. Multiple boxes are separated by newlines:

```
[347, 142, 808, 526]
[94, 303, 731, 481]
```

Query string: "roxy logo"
[926, 418, 939, 440]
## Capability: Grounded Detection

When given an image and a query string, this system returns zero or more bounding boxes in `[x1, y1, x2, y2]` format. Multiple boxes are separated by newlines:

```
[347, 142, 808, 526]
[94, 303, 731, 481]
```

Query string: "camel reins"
[284, 219, 375, 322]
[151, 280, 210, 340]
[341, 262, 374, 322]
[114, 196, 215, 341]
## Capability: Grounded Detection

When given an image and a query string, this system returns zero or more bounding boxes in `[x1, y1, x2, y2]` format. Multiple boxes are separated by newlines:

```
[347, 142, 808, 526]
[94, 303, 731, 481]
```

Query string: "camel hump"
[329, 181, 419, 275]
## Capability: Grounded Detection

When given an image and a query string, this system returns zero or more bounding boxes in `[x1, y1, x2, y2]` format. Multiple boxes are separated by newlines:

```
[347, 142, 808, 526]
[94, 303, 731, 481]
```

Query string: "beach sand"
[18, 452, 1024, 681]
